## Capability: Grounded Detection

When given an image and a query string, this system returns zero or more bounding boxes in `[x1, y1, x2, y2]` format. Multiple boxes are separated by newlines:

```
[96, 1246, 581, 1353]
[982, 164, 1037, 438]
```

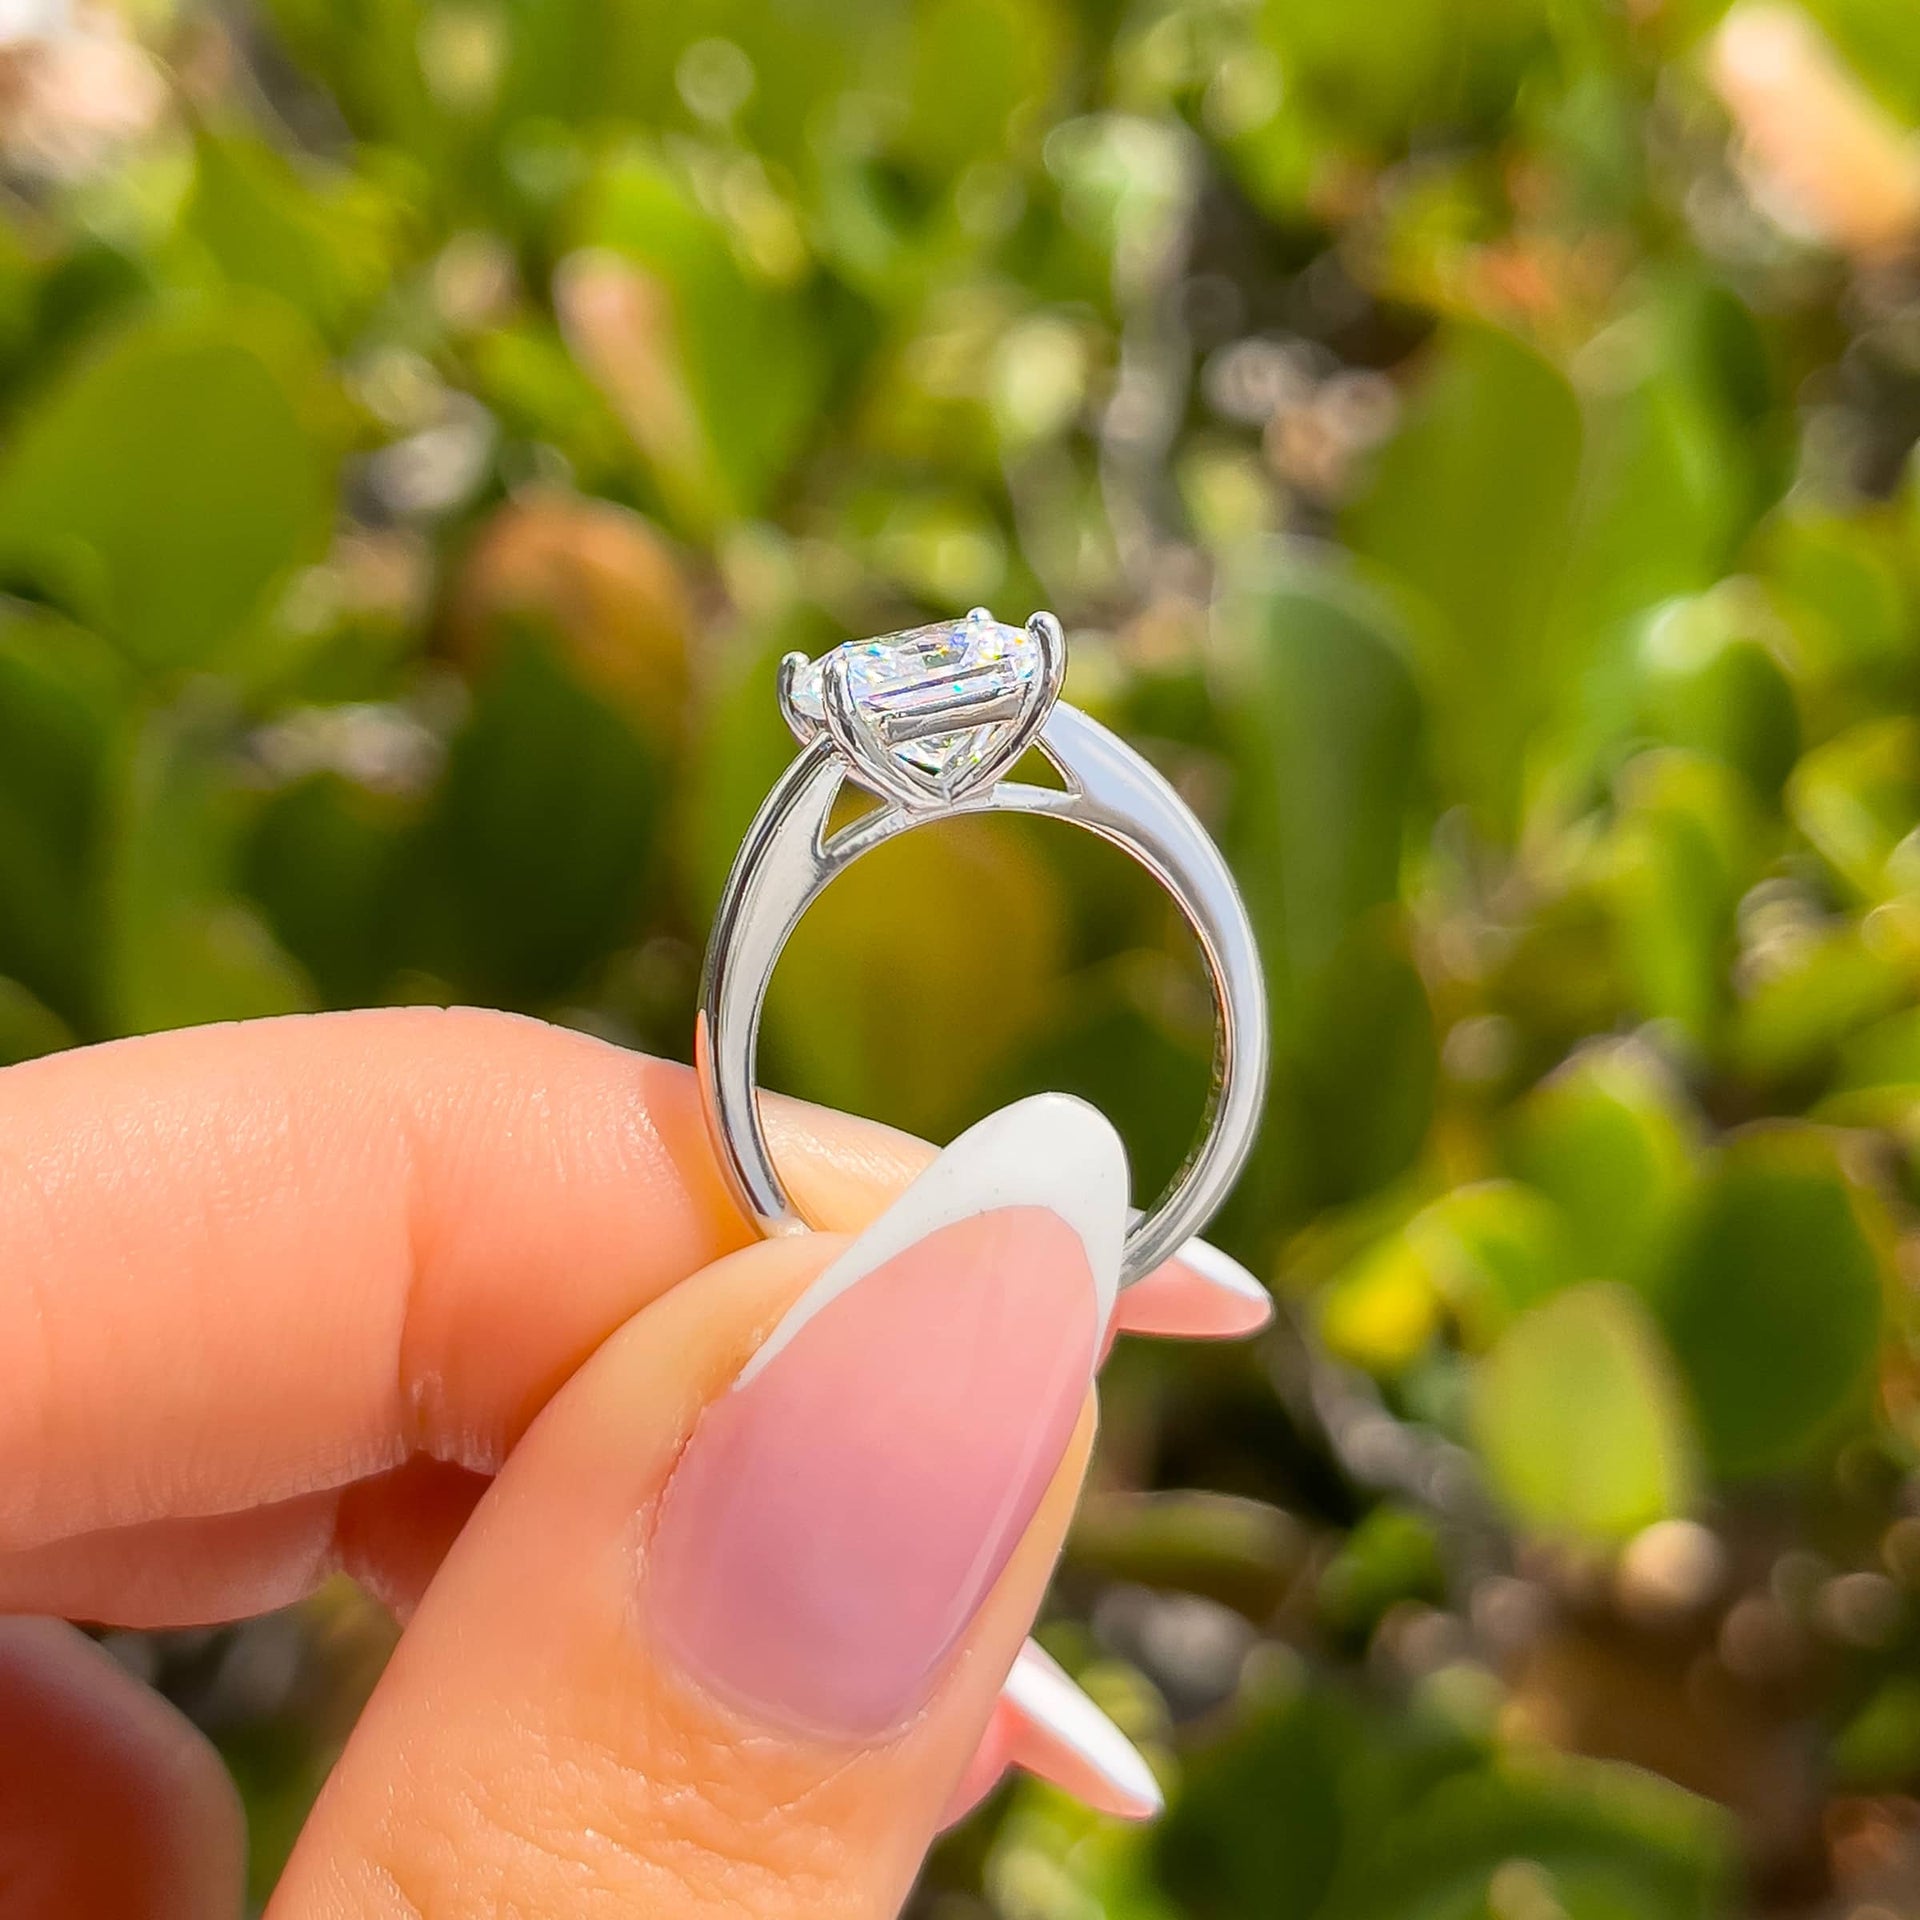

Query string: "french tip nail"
[952, 1094, 1130, 1319]
[1005, 1643, 1164, 1819]
[653, 1094, 1124, 1741]
[739, 1093, 1131, 1389]
[1175, 1237, 1273, 1315]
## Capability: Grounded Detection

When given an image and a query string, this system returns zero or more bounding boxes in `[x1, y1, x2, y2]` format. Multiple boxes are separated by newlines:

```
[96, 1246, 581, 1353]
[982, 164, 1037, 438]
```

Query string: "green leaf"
[1759, 510, 1912, 723]
[1212, 547, 1434, 1209]
[0, 609, 131, 1031]
[1555, 362, 1743, 665]
[20, 237, 151, 388]
[1319, 1232, 1446, 1374]
[1069, 1490, 1304, 1618]
[1656, 1128, 1886, 1478]
[421, 631, 664, 1007]
[1605, 749, 1761, 1052]
[1347, 321, 1581, 835]
[1290, 908, 1438, 1206]
[1213, 543, 1422, 995]
[1835, 1676, 1920, 1788]
[1831, 1004, 1920, 1117]
[1160, 1658, 1729, 1920]
[1253, 0, 1551, 157]
[903, 0, 1067, 176]
[469, 319, 633, 487]
[103, 698, 315, 1035]
[1412, 1180, 1572, 1341]
[1634, 590, 1800, 800]
[1730, 924, 1908, 1087]
[1321, 1181, 1570, 1372]
[1472, 1283, 1697, 1543]
[0, 306, 339, 673]
[1154, 1666, 1357, 1920]
[1788, 716, 1920, 905]
[249, 0, 439, 164]
[571, 154, 828, 527]
[181, 129, 402, 341]
[1318, 1504, 1445, 1637]
[1517, 278, 1781, 806]
[990, 1780, 1181, 1920]
[991, 951, 1213, 1208]
[0, 219, 38, 385]
[1482, 880, 1627, 1071]
[0, 976, 74, 1065]
[1506, 1040, 1697, 1294]
[1799, 0, 1920, 126]
[244, 771, 422, 1009]
[1326, 1751, 1735, 1920]
[764, 814, 1064, 1141]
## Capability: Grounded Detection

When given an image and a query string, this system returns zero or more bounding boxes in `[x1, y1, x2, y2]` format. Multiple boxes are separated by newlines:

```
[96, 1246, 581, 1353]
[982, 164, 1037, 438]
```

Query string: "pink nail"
[648, 1095, 1127, 1740]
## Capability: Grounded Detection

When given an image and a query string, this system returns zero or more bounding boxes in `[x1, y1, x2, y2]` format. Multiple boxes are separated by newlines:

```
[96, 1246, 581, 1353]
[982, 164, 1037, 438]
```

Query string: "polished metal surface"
[697, 613, 1268, 1287]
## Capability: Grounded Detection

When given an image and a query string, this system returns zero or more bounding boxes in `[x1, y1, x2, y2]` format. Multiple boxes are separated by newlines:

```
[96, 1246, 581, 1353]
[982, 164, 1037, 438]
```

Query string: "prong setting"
[1028, 610, 1067, 713]
[820, 644, 948, 810]
[783, 608, 1070, 807]
[776, 650, 818, 746]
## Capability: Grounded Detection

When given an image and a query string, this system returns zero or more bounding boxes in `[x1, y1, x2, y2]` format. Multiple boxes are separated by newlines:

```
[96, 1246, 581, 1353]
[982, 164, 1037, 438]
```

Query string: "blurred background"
[5, 0, 1920, 1911]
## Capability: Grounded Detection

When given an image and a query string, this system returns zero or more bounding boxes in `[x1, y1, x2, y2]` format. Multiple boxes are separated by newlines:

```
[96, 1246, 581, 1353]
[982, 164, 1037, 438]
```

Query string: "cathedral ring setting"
[695, 607, 1269, 1287]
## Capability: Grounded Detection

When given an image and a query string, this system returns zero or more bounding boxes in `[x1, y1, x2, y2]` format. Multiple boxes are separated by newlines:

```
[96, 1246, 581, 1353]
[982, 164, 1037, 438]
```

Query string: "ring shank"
[696, 702, 1268, 1286]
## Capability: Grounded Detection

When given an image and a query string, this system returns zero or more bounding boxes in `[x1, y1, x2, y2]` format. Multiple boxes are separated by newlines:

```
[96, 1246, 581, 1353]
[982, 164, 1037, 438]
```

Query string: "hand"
[0, 1006, 1270, 1919]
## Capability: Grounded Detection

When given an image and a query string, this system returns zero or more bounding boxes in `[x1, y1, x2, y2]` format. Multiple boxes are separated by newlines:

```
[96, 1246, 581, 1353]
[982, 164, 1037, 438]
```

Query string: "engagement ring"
[696, 608, 1268, 1285]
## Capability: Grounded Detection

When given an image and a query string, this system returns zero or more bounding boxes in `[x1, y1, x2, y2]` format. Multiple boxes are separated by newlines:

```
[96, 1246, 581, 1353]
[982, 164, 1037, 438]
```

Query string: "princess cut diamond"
[789, 612, 1041, 783]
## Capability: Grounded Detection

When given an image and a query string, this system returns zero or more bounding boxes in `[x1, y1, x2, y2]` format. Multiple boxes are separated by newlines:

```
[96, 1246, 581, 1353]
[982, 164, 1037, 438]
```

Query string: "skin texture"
[0, 1007, 1269, 1919]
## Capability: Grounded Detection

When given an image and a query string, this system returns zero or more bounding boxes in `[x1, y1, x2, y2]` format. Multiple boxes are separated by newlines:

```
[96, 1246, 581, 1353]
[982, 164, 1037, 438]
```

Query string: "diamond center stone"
[790, 614, 1041, 783]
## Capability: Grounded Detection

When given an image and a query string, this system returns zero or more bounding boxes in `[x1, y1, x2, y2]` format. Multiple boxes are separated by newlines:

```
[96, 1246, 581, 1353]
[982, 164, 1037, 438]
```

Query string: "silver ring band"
[696, 611, 1268, 1287]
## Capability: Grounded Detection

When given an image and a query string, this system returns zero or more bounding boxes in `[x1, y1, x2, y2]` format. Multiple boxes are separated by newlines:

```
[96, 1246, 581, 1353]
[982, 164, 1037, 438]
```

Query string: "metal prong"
[818, 646, 864, 760]
[821, 646, 944, 811]
[1027, 610, 1068, 715]
[967, 605, 993, 624]
[776, 651, 818, 747]
[941, 609, 1068, 799]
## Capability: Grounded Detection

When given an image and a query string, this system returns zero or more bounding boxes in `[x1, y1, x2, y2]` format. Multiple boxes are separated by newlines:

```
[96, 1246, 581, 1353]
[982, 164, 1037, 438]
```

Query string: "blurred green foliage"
[9, 0, 1920, 1909]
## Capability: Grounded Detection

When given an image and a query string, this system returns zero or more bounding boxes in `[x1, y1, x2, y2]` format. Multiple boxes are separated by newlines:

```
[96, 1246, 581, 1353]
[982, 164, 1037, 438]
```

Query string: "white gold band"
[695, 615, 1268, 1287]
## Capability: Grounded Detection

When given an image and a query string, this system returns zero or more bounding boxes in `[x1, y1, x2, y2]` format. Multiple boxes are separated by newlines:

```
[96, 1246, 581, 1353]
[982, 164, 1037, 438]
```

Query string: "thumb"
[269, 1094, 1124, 1920]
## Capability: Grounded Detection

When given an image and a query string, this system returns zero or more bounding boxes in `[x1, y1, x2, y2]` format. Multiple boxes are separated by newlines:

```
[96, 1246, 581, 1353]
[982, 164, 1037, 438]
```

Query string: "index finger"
[0, 1008, 917, 1565]
[0, 1007, 1265, 1627]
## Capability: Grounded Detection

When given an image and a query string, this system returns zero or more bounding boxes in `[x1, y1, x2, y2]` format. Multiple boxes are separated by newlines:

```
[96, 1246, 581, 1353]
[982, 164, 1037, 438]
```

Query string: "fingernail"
[1003, 1641, 1162, 1819]
[1173, 1238, 1272, 1311]
[648, 1093, 1128, 1740]
[1114, 1235, 1273, 1341]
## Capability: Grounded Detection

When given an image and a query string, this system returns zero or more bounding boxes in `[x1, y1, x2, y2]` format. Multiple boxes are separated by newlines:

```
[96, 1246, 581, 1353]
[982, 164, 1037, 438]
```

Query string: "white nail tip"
[1174, 1236, 1271, 1307]
[735, 1093, 1130, 1390]
[1005, 1643, 1163, 1817]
